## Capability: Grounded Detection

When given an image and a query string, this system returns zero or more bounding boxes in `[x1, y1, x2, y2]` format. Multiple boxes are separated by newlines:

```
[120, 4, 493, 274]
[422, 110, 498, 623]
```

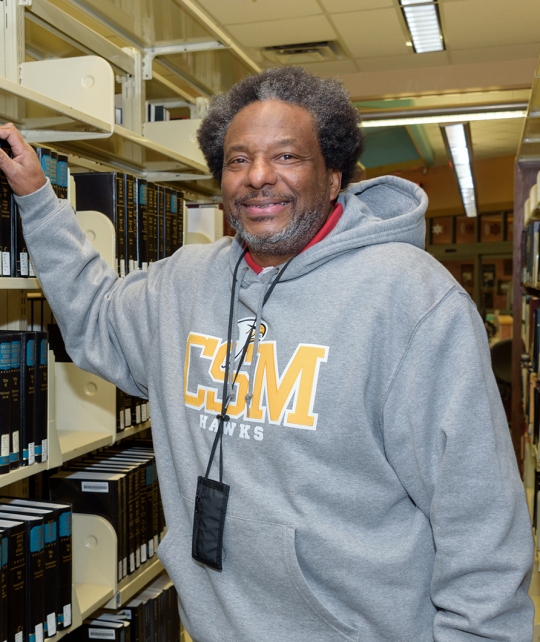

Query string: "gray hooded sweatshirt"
[16, 175, 533, 642]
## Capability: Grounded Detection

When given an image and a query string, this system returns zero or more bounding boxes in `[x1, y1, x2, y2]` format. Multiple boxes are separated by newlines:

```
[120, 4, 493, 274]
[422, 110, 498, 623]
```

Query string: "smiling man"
[0, 66, 534, 642]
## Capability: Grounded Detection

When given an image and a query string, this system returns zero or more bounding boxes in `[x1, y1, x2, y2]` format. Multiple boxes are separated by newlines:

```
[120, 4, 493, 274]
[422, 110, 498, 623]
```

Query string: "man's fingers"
[0, 123, 31, 159]
[0, 146, 16, 171]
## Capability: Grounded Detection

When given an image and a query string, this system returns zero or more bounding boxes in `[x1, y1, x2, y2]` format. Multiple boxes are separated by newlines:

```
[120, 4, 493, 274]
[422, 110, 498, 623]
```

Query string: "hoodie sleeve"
[15, 180, 153, 398]
[382, 287, 534, 642]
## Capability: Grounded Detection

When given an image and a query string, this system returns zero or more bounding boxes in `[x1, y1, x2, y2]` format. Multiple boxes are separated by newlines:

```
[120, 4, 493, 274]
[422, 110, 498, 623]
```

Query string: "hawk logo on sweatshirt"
[184, 323, 328, 430]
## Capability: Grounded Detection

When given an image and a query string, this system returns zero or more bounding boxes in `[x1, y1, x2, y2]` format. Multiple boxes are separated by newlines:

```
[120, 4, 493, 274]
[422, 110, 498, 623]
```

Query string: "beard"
[225, 189, 330, 258]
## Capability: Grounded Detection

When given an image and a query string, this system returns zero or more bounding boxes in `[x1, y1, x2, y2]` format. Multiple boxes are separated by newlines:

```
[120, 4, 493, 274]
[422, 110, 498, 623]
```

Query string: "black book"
[0, 140, 13, 277]
[50, 471, 124, 581]
[135, 179, 148, 272]
[175, 191, 184, 252]
[74, 173, 126, 279]
[0, 498, 72, 633]
[34, 332, 48, 464]
[0, 335, 11, 475]
[156, 186, 163, 261]
[116, 389, 126, 433]
[0, 511, 45, 642]
[66, 461, 128, 581]
[146, 183, 158, 266]
[49, 152, 58, 198]
[0, 528, 8, 642]
[0, 518, 25, 642]
[125, 176, 137, 275]
[9, 335, 21, 470]
[18, 332, 36, 467]
[80, 619, 127, 642]
[122, 599, 145, 642]
[57, 155, 69, 201]
[163, 189, 173, 259]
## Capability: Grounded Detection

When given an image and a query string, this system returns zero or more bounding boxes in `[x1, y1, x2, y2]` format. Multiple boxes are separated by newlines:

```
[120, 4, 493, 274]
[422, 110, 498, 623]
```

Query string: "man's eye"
[279, 154, 294, 161]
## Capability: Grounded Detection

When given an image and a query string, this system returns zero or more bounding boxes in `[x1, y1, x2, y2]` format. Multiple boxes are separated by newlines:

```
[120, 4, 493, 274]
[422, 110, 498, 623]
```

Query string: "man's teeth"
[251, 202, 288, 208]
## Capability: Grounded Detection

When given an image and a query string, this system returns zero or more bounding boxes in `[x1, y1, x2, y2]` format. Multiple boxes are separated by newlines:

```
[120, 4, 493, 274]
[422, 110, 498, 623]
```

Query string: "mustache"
[233, 190, 296, 207]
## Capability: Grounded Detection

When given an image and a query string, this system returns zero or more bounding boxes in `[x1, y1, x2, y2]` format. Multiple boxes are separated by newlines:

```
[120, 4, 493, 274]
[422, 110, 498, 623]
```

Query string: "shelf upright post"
[0, 0, 26, 121]
[118, 47, 145, 166]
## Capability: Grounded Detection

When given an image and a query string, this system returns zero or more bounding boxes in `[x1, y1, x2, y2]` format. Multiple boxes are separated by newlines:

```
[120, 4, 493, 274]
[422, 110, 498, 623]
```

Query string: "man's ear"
[329, 169, 342, 199]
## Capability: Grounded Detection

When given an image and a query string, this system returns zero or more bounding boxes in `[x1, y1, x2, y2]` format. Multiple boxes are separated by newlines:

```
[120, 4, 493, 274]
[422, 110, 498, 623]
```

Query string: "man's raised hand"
[0, 123, 47, 196]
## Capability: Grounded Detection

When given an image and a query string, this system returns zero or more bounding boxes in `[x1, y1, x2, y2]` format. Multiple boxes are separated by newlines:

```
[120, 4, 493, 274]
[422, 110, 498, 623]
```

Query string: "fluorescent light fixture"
[441, 123, 477, 217]
[399, 0, 444, 53]
[362, 110, 526, 128]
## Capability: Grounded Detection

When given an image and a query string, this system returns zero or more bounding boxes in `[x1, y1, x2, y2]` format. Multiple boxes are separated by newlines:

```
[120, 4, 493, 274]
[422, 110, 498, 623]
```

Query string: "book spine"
[7, 523, 26, 642]
[56, 156, 68, 201]
[34, 333, 48, 464]
[164, 190, 173, 259]
[116, 175, 126, 279]
[20, 334, 36, 467]
[9, 338, 21, 470]
[125, 177, 137, 275]
[0, 530, 8, 642]
[57, 508, 72, 630]
[0, 170, 12, 277]
[177, 192, 185, 250]
[42, 517, 57, 639]
[27, 522, 45, 642]
[0, 336, 11, 475]
[49, 152, 58, 198]
[135, 180, 148, 272]
[156, 187, 163, 262]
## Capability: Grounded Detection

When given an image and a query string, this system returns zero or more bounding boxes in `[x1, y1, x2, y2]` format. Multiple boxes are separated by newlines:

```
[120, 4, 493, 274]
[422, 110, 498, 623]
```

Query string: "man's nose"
[245, 157, 277, 189]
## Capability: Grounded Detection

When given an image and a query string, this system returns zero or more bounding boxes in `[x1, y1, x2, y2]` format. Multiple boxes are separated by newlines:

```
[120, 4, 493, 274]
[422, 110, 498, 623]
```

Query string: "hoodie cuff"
[14, 178, 62, 234]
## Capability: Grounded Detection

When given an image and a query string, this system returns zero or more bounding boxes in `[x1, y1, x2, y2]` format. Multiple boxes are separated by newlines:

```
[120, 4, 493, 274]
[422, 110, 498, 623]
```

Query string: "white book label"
[149, 540, 154, 558]
[15, 632, 23, 642]
[28, 442, 35, 466]
[129, 553, 135, 573]
[2, 252, 9, 276]
[35, 623, 43, 642]
[42, 439, 48, 462]
[29, 260, 35, 277]
[141, 404, 147, 423]
[135, 548, 140, 567]
[89, 629, 115, 640]
[135, 405, 141, 424]
[47, 613, 57, 637]
[123, 558, 127, 577]
[12, 430, 19, 454]
[141, 544, 147, 564]
[81, 481, 109, 493]
[119, 412, 124, 431]
[1, 435, 9, 457]
[20, 253, 28, 276]
[125, 408, 132, 427]
[120, 259, 126, 278]
[63, 604, 72, 627]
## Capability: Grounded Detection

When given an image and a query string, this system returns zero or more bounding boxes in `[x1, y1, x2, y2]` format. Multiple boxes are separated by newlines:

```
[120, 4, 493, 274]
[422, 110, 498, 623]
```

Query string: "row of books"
[33, 146, 69, 201]
[0, 331, 48, 475]
[65, 573, 180, 642]
[117, 390, 150, 433]
[0, 142, 33, 278]
[49, 441, 164, 582]
[0, 497, 73, 642]
[74, 173, 185, 278]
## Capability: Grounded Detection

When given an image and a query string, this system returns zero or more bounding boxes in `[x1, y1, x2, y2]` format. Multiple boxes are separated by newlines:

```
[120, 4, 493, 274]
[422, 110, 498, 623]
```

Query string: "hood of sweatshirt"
[228, 174, 428, 282]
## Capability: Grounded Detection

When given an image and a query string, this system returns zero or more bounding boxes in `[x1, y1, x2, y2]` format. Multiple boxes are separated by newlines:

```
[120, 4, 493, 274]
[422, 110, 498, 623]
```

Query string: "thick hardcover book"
[49, 471, 124, 581]
[0, 512, 45, 642]
[0, 499, 72, 632]
[57, 156, 68, 201]
[175, 192, 185, 251]
[74, 173, 126, 278]
[9, 336, 21, 470]
[0, 141, 13, 277]
[49, 152, 58, 198]
[146, 183, 158, 266]
[163, 189, 173, 259]
[135, 179, 148, 272]
[125, 176, 137, 275]
[19, 333, 36, 467]
[121, 599, 144, 642]
[0, 528, 8, 642]
[0, 335, 11, 475]
[80, 619, 127, 642]
[0, 518, 25, 642]
[156, 186, 163, 261]
[34, 332, 48, 464]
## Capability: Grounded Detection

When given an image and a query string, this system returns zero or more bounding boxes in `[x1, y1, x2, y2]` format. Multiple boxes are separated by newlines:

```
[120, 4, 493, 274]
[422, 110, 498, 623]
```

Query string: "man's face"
[221, 99, 341, 264]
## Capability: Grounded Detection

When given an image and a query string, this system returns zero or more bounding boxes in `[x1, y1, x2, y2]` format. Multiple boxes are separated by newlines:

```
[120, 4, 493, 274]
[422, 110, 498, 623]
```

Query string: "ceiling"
[24, 0, 540, 202]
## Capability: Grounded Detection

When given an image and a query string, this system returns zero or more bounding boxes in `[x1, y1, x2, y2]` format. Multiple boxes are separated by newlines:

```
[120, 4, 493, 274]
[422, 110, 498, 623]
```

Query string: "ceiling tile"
[319, 0, 393, 12]
[196, 0, 322, 26]
[443, 0, 540, 49]
[226, 15, 336, 48]
[301, 59, 358, 76]
[450, 43, 540, 65]
[356, 51, 450, 72]
[332, 8, 409, 58]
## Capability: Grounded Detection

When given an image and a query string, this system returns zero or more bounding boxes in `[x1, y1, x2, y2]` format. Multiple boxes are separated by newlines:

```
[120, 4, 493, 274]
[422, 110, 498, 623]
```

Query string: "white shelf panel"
[115, 420, 151, 442]
[105, 555, 164, 609]
[0, 277, 40, 290]
[0, 461, 48, 488]
[77, 583, 116, 620]
[58, 430, 113, 461]
[0, 75, 112, 140]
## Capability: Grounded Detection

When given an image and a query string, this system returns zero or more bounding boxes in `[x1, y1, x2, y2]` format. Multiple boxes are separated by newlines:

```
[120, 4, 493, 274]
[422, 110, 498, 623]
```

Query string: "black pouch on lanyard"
[192, 475, 229, 570]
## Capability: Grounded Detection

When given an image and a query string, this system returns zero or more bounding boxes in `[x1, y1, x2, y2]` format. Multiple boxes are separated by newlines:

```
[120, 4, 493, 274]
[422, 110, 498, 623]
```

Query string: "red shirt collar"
[244, 202, 343, 274]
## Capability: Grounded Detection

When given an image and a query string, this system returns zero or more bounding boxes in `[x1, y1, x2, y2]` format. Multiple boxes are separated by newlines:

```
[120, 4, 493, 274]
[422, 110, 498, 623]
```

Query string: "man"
[0, 67, 533, 641]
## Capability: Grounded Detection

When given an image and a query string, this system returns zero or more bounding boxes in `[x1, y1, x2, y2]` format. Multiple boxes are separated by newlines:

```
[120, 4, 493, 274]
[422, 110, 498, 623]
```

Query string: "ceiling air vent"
[261, 41, 339, 65]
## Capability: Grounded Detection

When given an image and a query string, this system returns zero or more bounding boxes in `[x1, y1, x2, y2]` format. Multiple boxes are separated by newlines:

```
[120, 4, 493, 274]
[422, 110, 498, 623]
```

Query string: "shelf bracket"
[142, 40, 227, 80]
[144, 172, 213, 182]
